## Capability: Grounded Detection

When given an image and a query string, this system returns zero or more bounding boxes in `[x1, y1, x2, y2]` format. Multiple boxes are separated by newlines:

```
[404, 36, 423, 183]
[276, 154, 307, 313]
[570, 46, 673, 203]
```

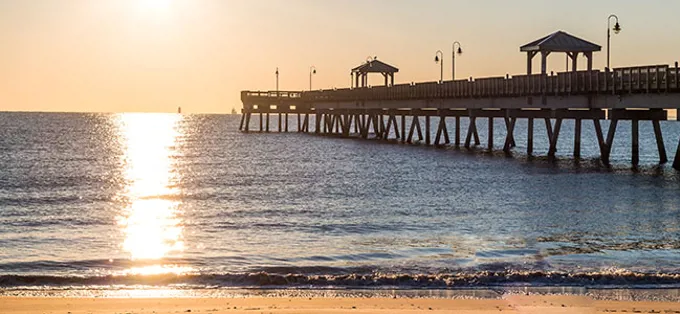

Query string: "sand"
[3, 295, 680, 314]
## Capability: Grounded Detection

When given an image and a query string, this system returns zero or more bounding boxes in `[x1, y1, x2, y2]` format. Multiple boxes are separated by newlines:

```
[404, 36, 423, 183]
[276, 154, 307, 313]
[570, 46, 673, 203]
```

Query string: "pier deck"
[240, 63, 680, 170]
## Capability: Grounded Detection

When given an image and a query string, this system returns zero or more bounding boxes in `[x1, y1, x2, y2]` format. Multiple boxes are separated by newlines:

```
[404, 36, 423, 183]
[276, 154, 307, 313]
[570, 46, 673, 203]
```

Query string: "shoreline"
[4, 287, 680, 302]
[3, 294, 680, 314]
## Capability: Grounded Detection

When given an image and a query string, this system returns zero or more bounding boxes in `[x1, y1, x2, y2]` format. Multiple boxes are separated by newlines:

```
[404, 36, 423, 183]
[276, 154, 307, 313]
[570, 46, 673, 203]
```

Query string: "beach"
[4, 295, 680, 314]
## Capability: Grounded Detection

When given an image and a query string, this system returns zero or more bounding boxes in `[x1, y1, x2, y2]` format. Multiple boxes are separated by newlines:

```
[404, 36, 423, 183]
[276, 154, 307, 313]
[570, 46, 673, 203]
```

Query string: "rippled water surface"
[1, 112, 680, 289]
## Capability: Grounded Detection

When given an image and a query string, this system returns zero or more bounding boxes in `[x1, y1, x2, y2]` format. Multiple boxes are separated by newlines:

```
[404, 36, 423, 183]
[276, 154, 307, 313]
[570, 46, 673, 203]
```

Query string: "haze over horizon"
[1, 0, 679, 114]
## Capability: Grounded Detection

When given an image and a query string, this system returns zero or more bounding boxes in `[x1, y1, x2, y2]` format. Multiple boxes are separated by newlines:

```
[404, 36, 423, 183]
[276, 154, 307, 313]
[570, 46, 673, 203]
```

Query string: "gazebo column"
[540, 51, 550, 74]
[570, 52, 579, 72]
[383, 73, 388, 86]
[526, 51, 537, 75]
[585, 52, 593, 90]
[390, 74, 394, 86]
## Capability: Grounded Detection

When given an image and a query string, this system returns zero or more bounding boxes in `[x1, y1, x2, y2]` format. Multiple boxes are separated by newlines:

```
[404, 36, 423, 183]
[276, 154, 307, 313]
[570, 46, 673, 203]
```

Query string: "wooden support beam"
[266, 113, 270, 132]
[527, 118, 534, 155]
[304, 114, 309, 133]
[504, 116, 516, 147]
[355, 115, 360, 134]
[443, 117, 450, 144]
[392, 115, 400, 139]
[297, 113, 301, 132]
[278, 113, 282, 132]
[259, 113, 263, 132]
[604, 119, 619, 165]
[434, 115, 449, 145]
[372, 115, 381, 138]
[544, 118, 553, 144]
[465, 116, 477, 149]
[455, 116, 461, 147]
[674, 137, 680, 170]
[488, 117, 494, 151]
[326, 114, 332, 134]
[609, 109, 668, 121]
[415, 116, 423, 141]
[593, 119, 607, 163]
[407, 116, 417, 143]
[285, 113, 289, 132]
[472, 118, 480, 145]
[574, 119, 582, 158]
[380, 115, 386, 138]
[425, 116, 431, 145]
[315, 113, 321, 134]
[503, 118, 516, 153]
[335, 115, 340, 134]
[325, 114, 331, 134]
[434, 117, 442, 146]
[653, 120, 668, 163]
[239, 113, 245, 131]
[401, 115, 406, 143]
[632, 119, 639, 166]
[244, 113, 251, 132]
[384, 115, 393, 140]
[361, 115, 369, 139]
[548, 118, 562, 158]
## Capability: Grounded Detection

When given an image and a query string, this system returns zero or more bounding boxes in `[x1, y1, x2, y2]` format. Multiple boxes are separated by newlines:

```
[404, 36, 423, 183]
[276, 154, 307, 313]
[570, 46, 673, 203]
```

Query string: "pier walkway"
[239, 31, 680, 170]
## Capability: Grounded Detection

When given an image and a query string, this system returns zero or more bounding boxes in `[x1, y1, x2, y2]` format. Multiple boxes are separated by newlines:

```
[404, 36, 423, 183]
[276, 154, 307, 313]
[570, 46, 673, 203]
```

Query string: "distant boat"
[231, 108, 237, 115]
[178, 106, 182, 114]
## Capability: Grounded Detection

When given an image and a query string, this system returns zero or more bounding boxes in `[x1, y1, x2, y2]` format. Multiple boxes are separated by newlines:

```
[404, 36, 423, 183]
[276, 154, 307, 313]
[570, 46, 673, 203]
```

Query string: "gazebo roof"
[351, 59, 399, 73]
[520, 31, 601, 53]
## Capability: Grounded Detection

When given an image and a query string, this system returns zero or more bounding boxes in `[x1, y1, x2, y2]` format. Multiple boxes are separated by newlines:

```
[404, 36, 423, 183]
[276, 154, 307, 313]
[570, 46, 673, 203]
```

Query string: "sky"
[1, 0, 679, 114]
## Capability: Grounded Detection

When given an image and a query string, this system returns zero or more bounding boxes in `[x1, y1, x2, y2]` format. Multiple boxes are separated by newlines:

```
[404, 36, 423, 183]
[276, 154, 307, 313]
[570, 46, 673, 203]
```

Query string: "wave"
[3, 270, 680, 289]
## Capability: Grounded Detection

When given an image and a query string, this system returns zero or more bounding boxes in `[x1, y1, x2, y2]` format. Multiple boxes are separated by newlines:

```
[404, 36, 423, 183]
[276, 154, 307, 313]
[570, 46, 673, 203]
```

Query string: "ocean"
[1, 112, 680, 291]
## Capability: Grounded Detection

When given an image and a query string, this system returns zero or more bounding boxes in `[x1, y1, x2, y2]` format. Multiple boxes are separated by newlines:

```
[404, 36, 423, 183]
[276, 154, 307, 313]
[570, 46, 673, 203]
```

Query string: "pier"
[239, 31, 680, 170]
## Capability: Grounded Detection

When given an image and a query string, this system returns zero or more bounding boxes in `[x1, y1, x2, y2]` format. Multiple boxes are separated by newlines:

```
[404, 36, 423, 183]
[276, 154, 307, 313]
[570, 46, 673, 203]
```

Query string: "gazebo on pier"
[351, 58, 399, 88]
[521, 31, 601, 75]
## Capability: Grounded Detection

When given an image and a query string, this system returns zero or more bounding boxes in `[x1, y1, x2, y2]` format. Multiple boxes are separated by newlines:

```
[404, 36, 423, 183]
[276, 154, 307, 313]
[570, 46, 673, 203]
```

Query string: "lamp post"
[434, 50, 444, 82]
[452, 42, 463, 80]
[309, 66, 317, 91]
[607, 14, 621, 69]
[275, 67, 279, 96]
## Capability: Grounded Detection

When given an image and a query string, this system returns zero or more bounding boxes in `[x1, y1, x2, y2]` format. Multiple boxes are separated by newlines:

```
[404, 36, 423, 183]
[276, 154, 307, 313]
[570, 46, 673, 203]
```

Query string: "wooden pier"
[239, 31, 680, 170]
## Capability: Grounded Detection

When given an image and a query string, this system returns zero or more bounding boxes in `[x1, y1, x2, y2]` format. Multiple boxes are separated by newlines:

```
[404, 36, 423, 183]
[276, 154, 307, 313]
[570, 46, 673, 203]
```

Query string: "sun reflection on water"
[116, 113, 188, 274]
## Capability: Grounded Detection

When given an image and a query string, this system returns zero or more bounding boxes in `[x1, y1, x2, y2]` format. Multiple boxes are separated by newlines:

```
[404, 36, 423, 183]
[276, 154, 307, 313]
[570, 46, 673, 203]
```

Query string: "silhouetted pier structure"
[239, 31, 680, 170]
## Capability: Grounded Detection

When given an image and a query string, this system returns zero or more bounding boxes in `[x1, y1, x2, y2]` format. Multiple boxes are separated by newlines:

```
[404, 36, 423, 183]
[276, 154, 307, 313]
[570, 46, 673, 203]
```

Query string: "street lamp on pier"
[275, 67, 279, 96]
[607, 14, 621, 69]
[452, 42, 463, 80]
[434, 50, 444, 82]
[309, 66, 317, 91]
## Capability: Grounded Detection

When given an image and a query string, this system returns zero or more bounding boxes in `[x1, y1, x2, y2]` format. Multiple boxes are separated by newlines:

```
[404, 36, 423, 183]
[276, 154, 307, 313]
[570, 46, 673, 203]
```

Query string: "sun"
[137, 0, 172, 14]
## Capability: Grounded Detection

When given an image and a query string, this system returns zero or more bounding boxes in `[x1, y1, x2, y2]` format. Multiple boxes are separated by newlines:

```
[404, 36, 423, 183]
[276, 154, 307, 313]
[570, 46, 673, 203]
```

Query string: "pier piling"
[674, 138, 680, 170]
[574, 119, 582, 158]
[425, 116, 431, 145]
[488, 117, 494, 151]
[652, 120, 668, 163]
[527, 118, 534, 155]
[632, 119, 639, 166]
[455, 116, 461, 147]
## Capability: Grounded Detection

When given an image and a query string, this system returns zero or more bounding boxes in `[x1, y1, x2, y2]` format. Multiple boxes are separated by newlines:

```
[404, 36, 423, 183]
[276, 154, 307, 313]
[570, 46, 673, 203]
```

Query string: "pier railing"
[242, 63, 680, 104]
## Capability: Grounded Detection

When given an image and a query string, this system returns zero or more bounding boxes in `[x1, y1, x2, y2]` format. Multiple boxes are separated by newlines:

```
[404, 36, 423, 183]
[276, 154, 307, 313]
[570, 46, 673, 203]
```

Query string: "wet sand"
[3, 295, 680, 314]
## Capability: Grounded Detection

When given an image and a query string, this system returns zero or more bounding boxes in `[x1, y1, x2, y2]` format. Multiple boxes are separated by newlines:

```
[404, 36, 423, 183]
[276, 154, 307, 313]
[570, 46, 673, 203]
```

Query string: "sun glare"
[138, 0, 172, 11]
[136, 0, 173, 18]
[116, 113, 184, 261]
